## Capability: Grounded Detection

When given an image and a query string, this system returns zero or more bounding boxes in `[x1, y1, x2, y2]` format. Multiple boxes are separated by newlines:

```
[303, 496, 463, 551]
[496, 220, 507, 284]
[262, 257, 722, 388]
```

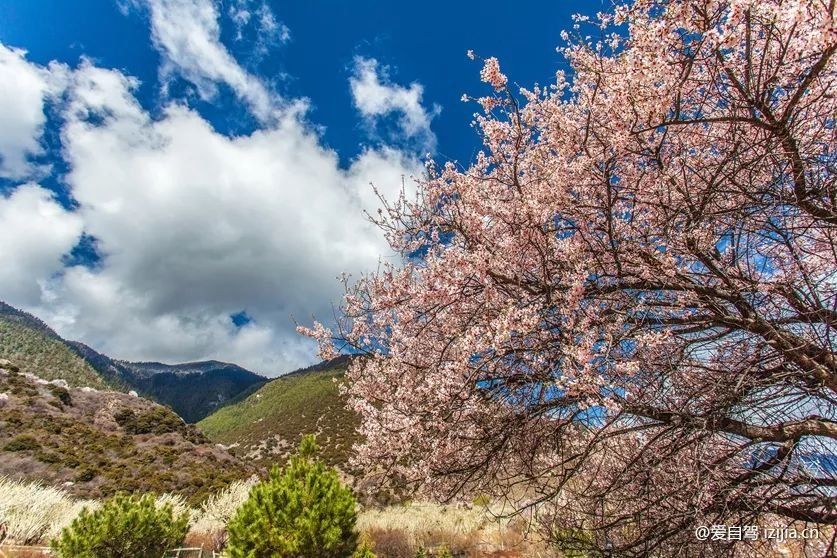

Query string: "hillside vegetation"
[0, 360, 250, 505]
[198, 358, 360, 471]
[0, 318, 108, 389]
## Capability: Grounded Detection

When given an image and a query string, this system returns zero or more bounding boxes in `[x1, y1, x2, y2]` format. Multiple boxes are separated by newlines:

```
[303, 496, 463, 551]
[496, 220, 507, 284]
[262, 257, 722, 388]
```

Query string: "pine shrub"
[51, 493, 188, 557]
[226, 435, 359, 558]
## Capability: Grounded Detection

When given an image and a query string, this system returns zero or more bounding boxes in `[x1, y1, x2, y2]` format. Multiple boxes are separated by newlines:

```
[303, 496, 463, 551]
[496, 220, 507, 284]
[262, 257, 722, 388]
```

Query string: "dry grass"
[360, 527, 413, 558]
[10, 477, 823, 558]
[187, 477, 258, 551]
[0, 477, 255, 548]
[0, 477, 98, 545]
[0, 478, 544, 556]
[357, 502, 551, 557]
[0, 547, 54, 557]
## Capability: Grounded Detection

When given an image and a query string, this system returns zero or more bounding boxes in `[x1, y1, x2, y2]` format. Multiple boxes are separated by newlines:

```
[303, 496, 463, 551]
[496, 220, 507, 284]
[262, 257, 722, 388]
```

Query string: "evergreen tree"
[226, 435, 359, 558]
[51, 493, 188, 558]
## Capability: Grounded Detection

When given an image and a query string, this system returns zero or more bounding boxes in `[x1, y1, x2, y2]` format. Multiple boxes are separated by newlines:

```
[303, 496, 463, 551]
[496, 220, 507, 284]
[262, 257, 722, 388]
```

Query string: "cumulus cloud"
[350, 57, 439, 150]
[0, 4, 429, 376]
[0, 185, 83, 304]
[0, 45, 66, 179]
[139, 0, 280, 122]
[15, 60, 418, 375]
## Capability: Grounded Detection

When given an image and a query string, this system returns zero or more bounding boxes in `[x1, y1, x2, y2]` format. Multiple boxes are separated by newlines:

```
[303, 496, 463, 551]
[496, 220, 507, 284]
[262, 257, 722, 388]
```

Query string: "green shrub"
[35, 450, 61, 464]
[471, 494, 490, 508]
[113, 407, 184, 435]
[4, 434, 40, 451]
[51, 493, 188, 558]
[226, 435, 359, 558]
[49, 384, 72, 406]
[553, 527, 596, 558]
[352, 535, 376, 558]
[74, 467, 97, 482]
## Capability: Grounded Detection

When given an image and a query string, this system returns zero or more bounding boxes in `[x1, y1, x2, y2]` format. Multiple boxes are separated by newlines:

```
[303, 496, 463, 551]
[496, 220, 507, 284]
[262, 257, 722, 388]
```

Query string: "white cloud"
[0, 45, 66, 179]
[257, 8, 291, 44]
[0, 185, 83, 304]
[139, 0, 280, 122]
[19, 60, 419, 375]
[0, 4, 426, 376]
[229, 0, 291, 45]
[350, 57, 439, 150]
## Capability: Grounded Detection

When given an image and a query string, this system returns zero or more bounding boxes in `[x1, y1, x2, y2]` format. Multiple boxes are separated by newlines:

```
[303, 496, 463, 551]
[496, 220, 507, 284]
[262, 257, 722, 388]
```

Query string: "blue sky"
[0, 0, 600, 375]
[1, 0, 590, 163]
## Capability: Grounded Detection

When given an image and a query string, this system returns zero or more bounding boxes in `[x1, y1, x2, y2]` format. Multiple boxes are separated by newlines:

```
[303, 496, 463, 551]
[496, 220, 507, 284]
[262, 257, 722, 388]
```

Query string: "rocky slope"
[0, 359, 250, 504]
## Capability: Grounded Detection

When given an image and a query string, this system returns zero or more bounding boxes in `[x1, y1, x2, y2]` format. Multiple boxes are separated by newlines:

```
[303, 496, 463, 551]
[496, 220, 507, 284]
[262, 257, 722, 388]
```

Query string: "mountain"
[117, 360, 268, 423]
[198, 355, 360, 472]
[69, 343, 268, 423]
[0, 302, 267, 422]
[0, 301, 60, 336]
[0, 359, 250, 504]
[0, 303, 114, 389]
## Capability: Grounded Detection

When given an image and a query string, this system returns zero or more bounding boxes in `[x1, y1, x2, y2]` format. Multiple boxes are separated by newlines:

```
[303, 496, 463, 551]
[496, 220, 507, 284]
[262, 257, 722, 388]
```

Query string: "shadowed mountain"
[121, 360, 268, 423]
[67, 342, 268, 422]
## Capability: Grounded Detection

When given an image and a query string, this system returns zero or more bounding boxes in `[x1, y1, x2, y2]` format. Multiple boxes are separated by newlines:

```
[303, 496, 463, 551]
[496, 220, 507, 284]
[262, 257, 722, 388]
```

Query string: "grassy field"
[198, 363, 361, 470]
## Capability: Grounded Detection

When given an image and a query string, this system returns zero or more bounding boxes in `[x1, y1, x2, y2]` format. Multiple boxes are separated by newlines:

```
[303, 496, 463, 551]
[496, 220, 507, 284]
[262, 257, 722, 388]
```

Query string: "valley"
[0, 301, 361, 497]
[0, 303, 533, 557]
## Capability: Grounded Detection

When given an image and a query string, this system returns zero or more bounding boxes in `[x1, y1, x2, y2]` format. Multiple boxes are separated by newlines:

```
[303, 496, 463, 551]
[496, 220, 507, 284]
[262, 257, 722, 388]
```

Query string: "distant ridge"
[283, 354, 354, 376]
[0, 301, 267, 422]
[67, 335, 269, 423]
[0, 301, 61, 337]
[0, 303, 113, 389]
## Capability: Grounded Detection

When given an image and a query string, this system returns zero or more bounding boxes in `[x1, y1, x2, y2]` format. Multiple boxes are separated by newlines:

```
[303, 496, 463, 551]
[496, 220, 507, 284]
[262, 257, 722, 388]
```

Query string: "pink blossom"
[301, 0, 837, 554]
[479, 57, 507, 91]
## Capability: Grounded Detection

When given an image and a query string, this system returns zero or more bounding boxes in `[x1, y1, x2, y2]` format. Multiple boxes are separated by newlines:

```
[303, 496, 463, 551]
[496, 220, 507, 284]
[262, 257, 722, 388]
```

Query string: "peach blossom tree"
[303, 0, 836, 555]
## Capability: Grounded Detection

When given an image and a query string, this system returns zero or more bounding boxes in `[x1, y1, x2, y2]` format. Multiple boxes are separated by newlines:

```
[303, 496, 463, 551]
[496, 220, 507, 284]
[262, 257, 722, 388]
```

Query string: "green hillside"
[0, 317, 108, 389]
[198, 359, 360, 471]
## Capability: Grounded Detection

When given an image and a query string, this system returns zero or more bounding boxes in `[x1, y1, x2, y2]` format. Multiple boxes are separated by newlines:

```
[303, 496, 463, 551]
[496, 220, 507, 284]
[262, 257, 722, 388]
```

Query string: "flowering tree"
[303, 0, 836, 554]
